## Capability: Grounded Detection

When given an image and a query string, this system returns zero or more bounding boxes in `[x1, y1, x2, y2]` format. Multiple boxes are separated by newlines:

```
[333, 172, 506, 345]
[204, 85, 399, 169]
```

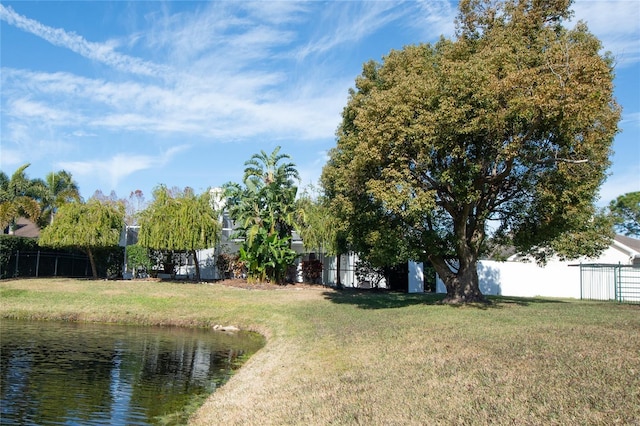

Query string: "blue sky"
[1, 1, 638, 206]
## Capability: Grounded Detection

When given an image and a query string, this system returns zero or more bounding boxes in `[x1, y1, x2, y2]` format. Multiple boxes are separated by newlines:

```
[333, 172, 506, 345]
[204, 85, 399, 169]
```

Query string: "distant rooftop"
[6, 217, 40, 238]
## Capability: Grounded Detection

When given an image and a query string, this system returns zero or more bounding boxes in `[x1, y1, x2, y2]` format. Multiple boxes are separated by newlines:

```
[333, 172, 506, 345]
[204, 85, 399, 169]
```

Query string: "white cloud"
[571, 0, 640, 66]
[298, 150, 331, 188]
[57, 145, 190, 189]
[8, 98, 78, 124]
[2, 54, 345, 143]
[598, 165, 640, 205]
[413, 0, 458, 39]
[0, 148, 23, 167]
[621, 111, 640, 127]
[0, 4, 170, 78]
[295, 2, 406, 61]
[2, 0, 635, 201]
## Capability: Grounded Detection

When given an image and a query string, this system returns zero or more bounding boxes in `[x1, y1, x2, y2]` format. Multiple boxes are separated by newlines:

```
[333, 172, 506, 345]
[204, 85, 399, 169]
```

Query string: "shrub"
[301, 259, 323, 283]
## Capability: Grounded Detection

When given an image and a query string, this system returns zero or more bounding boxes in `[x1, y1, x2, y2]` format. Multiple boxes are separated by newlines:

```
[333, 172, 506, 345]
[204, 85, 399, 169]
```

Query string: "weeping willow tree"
[137, 186, 221, 281]
[39, 199, 125, 279]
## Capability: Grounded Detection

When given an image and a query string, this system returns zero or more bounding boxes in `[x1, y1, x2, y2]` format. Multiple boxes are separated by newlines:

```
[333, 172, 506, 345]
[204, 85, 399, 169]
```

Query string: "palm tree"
[243, 146, 300, 188]
[242, 146, 300, 239]
[0, 163, 41, 233]
[33, 170, 81, 226]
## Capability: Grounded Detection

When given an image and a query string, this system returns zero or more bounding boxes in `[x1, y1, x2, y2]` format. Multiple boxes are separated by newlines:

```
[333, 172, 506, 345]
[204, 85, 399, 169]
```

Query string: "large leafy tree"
[322, 0, 620, 303]
[32, 170, 81, 227]
[137, 185, 221, 281]
[0, 163, 42, 233]
[224, 147, 300, 283]
[609, 191, 640, 237]
[38, 199, 125, 279]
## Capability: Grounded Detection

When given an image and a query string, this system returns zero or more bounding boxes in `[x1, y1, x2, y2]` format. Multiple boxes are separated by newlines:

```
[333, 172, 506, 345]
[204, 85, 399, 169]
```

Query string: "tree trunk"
[443, 263, 485, 304]
[86, 247, 98, 279]
[191, 249, 201, 282]
[430, 255, 486, 304]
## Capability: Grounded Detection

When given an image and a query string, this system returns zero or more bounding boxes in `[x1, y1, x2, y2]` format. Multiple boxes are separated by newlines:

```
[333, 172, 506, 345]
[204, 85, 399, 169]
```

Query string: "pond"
[0, 319, 265, 425]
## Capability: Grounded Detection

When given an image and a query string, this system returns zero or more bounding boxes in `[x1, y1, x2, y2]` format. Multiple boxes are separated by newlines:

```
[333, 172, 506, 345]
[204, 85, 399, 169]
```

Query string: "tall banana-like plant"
[224, 146, 300, 283]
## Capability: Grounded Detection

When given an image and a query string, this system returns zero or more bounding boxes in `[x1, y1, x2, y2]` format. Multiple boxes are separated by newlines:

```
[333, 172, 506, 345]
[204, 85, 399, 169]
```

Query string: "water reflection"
[0, 319, 264, 425]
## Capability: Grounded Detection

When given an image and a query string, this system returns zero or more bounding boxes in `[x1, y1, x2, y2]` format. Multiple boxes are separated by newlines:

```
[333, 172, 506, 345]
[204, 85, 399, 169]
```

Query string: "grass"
[1, 278, 639, 425]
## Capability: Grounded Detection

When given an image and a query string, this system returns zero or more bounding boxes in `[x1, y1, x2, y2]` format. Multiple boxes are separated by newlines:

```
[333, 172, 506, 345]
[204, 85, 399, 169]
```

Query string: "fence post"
[579, 263, 583, 300]
[35, 251, 40, 277]
[613, 263, 618, 302]
[54, 255, 58, 276]
[617, 262, 622, 303]
[15, 250, 19, 277]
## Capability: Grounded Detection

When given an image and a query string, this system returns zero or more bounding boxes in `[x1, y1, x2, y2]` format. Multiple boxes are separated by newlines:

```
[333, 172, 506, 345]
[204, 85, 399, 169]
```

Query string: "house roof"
[8, 217, 41, 238]
[613, 234, 640, 256]
[492, 234, 640, 263]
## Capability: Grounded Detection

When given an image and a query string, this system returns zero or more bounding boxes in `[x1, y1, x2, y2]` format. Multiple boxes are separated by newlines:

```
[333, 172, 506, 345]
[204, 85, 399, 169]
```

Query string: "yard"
[1, 278, 638, 425]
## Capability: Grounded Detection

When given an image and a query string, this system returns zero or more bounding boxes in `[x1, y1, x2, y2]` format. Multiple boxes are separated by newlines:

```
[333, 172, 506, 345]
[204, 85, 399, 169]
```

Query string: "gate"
[579, 263, 640, 304]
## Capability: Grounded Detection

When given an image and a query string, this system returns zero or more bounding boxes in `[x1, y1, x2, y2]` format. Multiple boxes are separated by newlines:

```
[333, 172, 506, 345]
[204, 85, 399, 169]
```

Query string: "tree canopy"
[38, 199, 125, 279]
[137, 185, 221, 281]
[609, 191, 640, 237]
[322, 0, 620, 303]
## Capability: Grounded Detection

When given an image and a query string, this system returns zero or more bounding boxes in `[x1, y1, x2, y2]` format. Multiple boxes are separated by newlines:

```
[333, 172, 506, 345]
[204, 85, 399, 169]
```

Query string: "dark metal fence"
[0, 250, 92, 279]
[580, 263, 640, 304]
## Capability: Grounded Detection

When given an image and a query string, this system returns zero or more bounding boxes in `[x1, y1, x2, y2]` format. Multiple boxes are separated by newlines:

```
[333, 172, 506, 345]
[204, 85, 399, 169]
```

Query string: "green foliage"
[224, 147, 300, 283]
[92, 246, 124, 279]
[0, 163, 42, 231]
[239, 227, 297, 284]
[520, 208, 615, 263]
[295, 186, 347, 257]
[38, 199, 125, 278]
[39, 200, 124, 249]
[126, 244, 153, 277]
[608, 191, 640, 237]
[137, 186, 221, 281]
[322, 0, 620, 302]
[0, 235, 38, 278]
[138, 186, 220, 251]
[32, 170, 81, 228]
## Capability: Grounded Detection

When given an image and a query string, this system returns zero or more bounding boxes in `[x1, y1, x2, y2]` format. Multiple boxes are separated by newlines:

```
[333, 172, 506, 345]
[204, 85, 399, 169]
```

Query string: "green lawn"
[1, 278, 638, 425]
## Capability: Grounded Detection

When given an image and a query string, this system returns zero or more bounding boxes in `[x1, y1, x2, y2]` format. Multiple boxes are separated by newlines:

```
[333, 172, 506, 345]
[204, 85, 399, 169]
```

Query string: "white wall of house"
[436, 241, 637, 299]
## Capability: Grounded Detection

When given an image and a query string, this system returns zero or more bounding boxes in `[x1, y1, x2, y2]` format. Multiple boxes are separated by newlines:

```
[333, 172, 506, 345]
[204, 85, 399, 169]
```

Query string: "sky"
[1, 1, 639, 206]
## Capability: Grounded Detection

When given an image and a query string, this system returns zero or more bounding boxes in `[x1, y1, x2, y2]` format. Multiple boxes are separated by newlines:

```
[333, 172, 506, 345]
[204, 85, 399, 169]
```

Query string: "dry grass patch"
[1, 279, 639, 425]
